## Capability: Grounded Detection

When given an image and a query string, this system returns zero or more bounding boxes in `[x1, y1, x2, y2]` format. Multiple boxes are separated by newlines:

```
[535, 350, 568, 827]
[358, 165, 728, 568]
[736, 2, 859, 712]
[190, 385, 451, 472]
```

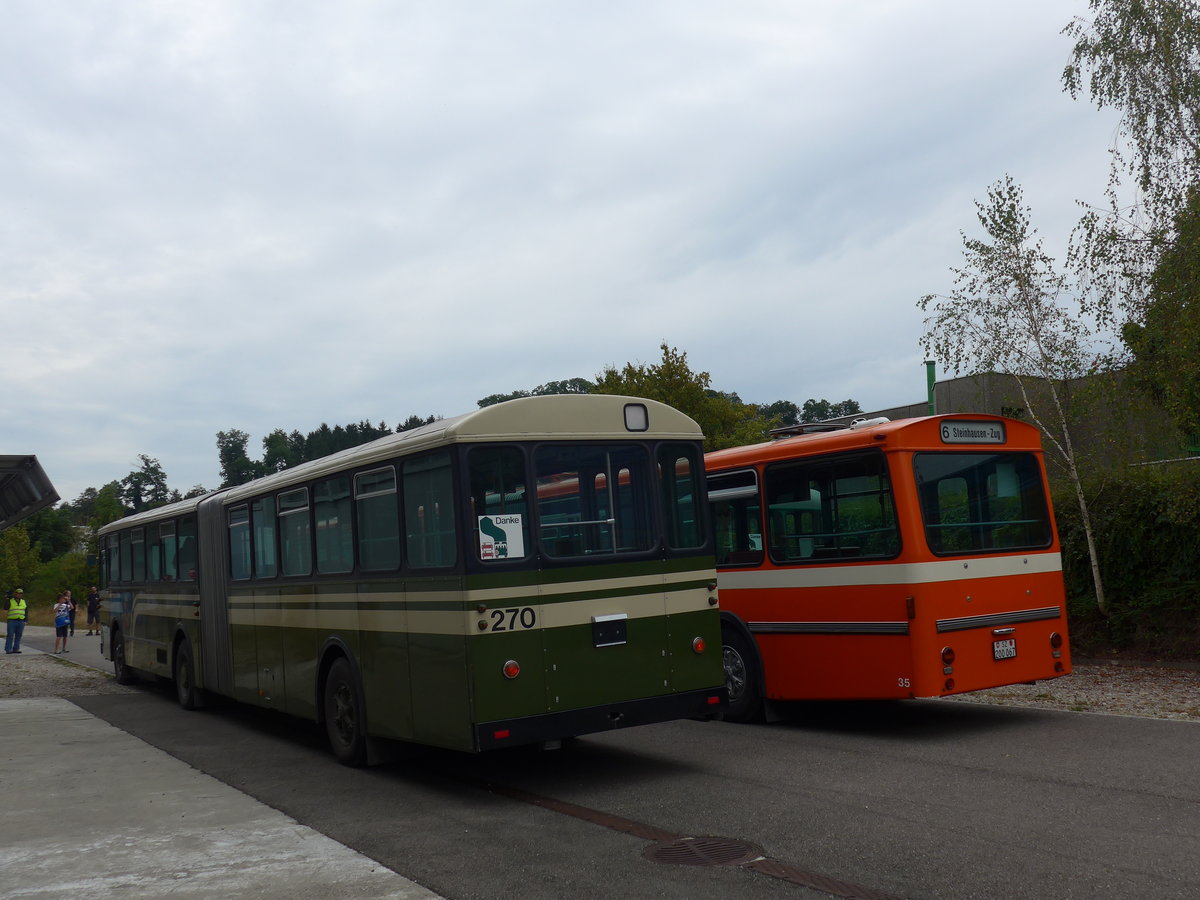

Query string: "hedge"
[1054, 462, 1200, 660]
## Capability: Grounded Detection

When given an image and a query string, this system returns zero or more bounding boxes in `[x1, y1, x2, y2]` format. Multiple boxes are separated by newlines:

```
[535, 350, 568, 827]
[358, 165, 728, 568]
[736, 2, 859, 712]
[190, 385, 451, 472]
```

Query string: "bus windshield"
[914, 452, 1052, 555]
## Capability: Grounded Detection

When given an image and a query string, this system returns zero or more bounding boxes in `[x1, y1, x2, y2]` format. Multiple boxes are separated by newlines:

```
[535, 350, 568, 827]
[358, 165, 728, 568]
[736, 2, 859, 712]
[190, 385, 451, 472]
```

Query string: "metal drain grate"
[643, 836, 764, 868]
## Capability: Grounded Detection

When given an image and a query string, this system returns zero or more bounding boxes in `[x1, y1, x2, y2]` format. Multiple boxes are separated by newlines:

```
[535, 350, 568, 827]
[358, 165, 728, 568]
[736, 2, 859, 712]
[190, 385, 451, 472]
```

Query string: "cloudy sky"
[4, 1, 1119, 503]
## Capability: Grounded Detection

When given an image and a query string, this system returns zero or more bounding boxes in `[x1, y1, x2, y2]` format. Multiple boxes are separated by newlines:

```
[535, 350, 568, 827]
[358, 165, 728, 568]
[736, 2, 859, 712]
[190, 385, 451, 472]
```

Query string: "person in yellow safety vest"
[4, 588, 28, 654]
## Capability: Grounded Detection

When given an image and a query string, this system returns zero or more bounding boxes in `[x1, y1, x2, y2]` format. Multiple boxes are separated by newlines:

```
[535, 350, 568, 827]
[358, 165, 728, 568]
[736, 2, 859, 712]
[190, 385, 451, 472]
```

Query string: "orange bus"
[705, 414, 1071, 720]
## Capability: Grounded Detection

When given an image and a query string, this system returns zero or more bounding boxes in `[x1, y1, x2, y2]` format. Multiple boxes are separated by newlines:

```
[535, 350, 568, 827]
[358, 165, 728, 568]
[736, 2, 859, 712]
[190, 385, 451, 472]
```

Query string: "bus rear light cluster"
[941, 646, 955, 674]
[502, 659, 520, 679]
[1050, 632, 1063, 659]
[692, 636, 706, 654]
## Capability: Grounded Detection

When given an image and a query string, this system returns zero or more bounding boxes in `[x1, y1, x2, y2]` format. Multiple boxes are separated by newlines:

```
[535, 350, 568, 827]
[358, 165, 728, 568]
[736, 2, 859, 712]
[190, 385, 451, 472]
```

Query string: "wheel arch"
[315, 637, 364, 729]
[720, 612, 765, 681]
[171, 626, 200, 687]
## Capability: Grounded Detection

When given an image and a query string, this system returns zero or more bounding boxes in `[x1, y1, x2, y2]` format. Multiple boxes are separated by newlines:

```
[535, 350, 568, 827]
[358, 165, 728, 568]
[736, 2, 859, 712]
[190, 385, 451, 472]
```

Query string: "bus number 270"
[490, 607, 537, 632]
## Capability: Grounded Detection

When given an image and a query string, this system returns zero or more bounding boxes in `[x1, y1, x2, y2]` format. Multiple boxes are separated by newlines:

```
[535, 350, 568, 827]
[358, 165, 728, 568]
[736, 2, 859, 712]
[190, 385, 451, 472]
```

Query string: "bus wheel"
[112, 629, 136, 685]
[174, 639, 199, 710]
[324, 658, 367, 767]
[722, 630, 763, 723]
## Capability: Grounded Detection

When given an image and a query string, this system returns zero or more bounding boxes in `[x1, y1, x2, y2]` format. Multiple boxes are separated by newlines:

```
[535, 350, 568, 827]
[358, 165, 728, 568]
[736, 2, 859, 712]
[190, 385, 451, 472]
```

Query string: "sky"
[3, 1, 1121, 504]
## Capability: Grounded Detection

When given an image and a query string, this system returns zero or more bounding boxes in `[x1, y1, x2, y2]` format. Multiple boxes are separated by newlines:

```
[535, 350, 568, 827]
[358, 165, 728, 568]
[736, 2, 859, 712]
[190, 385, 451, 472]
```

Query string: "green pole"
[925, 360, 936, 415]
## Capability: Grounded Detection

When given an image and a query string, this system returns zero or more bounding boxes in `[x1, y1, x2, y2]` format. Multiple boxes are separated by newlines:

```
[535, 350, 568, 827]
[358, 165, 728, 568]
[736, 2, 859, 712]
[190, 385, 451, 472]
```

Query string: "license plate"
[993, 638, 1017, 660]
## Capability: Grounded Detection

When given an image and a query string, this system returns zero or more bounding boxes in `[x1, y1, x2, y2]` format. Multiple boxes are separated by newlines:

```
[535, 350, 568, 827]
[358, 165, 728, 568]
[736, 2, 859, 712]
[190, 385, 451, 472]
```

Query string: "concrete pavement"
[0, 635, 444, 899]
[16, 624, 108, 670]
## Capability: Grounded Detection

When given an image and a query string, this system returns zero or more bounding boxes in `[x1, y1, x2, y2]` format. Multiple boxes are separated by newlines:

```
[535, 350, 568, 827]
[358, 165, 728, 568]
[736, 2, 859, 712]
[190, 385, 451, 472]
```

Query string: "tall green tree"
[261, 428, 305, 474]
[22, 506, 77, 562]
[0, 525, 40, 593]
[217, 429, 263, 487]
[1063, 0, 1200, 328]
[592, 343, 774, 450]
[1123, 187, 1200, 438]
[918, 176, 1109, 615]
[119, 454, 172, 511]
[87, 482, 126, 530]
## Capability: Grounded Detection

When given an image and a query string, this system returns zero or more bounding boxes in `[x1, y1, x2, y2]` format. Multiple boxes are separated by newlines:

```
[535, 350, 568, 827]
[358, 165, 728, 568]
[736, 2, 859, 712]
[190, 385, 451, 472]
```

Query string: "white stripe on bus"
[717, 552, 1062, 590]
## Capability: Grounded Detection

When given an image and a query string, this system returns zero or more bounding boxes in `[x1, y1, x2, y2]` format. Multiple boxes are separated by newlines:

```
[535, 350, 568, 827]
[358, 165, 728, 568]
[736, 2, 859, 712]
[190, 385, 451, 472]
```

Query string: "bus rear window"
[914, 452, 1052, 554]
[534, 444, 653, 558]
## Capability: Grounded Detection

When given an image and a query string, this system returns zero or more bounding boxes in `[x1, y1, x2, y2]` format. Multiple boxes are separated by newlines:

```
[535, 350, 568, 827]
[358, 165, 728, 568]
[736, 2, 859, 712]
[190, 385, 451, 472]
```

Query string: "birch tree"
[1063, 0, 1200, 329]
[918, 176, 1109, 615]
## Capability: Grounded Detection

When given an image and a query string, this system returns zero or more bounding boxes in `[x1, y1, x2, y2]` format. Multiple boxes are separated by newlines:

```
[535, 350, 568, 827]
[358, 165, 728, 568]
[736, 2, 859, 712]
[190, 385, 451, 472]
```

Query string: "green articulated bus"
[98, 395, 727, 765]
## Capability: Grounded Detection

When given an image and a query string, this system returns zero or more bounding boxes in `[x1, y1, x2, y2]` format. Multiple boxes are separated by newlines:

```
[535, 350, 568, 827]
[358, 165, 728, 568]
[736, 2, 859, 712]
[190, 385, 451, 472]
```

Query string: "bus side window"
[707, 469, 762, 567]
[765, 453, 898, 563]
[404, 451, 457, 568]
[355, 467, 400, 572]
[177, 516, 198, 582]
[229, 506, 251, 580]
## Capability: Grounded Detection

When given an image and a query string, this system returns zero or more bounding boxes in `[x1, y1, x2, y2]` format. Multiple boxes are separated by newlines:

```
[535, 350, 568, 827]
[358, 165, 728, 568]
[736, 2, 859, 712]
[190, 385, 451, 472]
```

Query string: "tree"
[119, 454, 172, 512]
[261, 428, 304, 474]
[0, 525, 41, 592]
[918, 176, 1109, 615]
[478, 377, 594, 408]
[761, 400, 800, 427]
[398, 414, 437, 432]
[799, 399, 863, 423]
[69, 487, 100, 526]
[535, 378, 594, 396]
[217, 429, 262, 487]
[22, 506, 77, 562]
[1063, 0, 1200, 328]
[1123, 187, 1200, 438]
[478, 390, 531, 408]
[87, 483, 126, 531]
[592, 343, 775, 450]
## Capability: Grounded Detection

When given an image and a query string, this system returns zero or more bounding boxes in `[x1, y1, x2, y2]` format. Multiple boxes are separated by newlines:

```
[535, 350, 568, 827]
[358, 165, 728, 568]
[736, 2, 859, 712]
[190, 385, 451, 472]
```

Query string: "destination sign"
[940, 420, 1006, 444]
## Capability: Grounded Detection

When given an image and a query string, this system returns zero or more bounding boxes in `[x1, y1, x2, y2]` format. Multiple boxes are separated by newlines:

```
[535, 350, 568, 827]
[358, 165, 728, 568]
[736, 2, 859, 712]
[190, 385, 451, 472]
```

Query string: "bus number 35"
[490, 607, 537, 632]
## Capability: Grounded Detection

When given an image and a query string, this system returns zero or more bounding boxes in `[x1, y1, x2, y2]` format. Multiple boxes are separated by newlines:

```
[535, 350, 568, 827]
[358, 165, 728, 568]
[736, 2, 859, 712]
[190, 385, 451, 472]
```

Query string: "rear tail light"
[941, 646, 956, 666]
[502, 659, 520, 679]
[692, 636, 706, 654]
[1049, 632, 1063, 649]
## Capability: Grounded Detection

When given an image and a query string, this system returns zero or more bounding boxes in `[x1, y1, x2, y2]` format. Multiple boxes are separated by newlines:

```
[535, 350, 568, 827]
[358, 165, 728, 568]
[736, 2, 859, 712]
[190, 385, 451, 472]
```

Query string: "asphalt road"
[70, 684, 1200, 900]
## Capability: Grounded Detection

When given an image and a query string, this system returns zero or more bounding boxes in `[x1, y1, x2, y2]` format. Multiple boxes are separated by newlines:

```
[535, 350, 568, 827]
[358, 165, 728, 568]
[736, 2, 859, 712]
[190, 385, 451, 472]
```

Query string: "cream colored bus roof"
[99, 395, 699, 533]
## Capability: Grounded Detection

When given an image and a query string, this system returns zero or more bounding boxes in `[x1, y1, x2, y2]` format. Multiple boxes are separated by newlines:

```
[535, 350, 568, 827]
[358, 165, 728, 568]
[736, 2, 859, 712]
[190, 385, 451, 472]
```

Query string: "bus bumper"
[474, 686, 728, 751]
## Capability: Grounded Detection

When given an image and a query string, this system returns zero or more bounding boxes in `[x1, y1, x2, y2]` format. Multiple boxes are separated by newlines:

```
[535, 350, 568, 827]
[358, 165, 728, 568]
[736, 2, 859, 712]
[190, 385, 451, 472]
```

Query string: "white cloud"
[1, 0, 1120, 502]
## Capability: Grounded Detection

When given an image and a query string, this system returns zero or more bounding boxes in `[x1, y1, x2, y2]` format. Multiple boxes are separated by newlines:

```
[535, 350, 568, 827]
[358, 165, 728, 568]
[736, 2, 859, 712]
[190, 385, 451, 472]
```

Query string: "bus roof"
[705, 413, 1044, 472]
[99, 395, 701, 535]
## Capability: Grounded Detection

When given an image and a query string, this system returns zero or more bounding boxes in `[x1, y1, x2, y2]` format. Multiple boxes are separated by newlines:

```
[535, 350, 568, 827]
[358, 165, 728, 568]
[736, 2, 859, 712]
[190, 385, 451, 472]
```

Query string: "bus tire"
[173, 639, 199, 710]
[112, 629, 136, 685]
[324, 658, 368, 767]
[722, 629, 763, 723]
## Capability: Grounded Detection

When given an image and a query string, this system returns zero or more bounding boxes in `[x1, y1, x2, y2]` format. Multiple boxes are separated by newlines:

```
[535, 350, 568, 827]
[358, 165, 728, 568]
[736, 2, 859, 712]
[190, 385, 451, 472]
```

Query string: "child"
[53, 592, 71, 654]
